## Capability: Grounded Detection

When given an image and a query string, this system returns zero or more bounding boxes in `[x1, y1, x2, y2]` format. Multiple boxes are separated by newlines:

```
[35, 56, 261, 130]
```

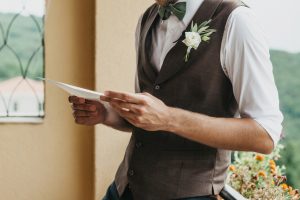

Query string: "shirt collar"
[178, 0, 204, 26]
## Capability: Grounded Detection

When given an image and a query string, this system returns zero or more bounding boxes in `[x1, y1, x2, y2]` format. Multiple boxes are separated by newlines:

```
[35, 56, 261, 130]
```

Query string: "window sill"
[0, 117, 44, 124]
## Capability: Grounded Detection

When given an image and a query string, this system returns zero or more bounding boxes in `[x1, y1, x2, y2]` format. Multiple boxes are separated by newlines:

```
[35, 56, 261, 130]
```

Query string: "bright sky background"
[244, 0, 300, 53]
[0, 0, 45, 17]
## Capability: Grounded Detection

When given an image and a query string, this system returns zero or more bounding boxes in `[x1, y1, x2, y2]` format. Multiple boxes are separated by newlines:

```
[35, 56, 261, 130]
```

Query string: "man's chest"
[150, 17, 186, 71]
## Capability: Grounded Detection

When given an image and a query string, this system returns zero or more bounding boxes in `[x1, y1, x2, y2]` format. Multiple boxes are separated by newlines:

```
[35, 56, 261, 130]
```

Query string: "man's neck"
[156, 0, 179, 6]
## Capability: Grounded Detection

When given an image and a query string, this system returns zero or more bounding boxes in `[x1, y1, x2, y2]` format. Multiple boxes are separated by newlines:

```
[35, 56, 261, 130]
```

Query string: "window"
[13, 101, 18, 112]
[0, 0, 45, 123]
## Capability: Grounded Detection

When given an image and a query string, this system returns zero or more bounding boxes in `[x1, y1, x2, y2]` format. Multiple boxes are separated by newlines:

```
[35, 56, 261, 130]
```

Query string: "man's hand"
[68, 96, 107, 126]
[101, 91, 171, 131]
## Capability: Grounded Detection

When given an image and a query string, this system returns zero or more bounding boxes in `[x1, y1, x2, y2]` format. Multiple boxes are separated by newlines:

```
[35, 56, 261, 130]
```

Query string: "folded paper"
[39, 78, 104, 101]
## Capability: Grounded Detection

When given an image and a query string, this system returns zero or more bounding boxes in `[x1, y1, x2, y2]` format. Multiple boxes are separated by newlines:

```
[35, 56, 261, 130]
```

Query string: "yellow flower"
[281, 183, 289, 190]
[258, 171, 267, 178]
[229, 165, 236, 172]
[269, 160, 276, 165]
[268, 160, 277, 174]
[256, 154, 265, 161]
[270, 168, 276, 174]
[270, 164, 276, 171]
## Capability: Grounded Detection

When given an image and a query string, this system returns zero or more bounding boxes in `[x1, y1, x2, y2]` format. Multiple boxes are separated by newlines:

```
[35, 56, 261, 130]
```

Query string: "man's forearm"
[166, 107, 274, 154]
[101, 91, 275, 154]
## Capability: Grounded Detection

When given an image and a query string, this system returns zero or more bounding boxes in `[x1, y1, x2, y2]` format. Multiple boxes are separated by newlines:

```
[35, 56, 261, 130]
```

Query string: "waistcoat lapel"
[139, 5, 160, 83]
[155, 0, 223, 85]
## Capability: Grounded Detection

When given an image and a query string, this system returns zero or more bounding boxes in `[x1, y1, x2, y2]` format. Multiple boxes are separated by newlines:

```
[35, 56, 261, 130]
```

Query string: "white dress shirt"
[135, 0, 284, 145]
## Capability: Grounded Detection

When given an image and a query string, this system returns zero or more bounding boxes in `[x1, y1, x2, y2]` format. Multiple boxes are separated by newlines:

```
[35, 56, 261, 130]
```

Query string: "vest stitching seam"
[175, 160, 185, 196]
[210, 150, 219, 195]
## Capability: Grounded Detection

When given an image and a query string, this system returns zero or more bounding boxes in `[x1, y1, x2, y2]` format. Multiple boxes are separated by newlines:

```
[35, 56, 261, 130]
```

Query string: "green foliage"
[0, 13, 44, 81]
[279, 141, 300, 191]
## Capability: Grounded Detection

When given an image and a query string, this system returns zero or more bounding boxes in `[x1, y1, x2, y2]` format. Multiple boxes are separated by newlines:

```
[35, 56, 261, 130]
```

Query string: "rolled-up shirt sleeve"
[221, 7, 284, 145]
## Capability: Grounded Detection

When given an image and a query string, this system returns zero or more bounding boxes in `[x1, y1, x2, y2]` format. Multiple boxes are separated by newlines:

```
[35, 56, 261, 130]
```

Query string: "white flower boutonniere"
[182, 20, 216, 62]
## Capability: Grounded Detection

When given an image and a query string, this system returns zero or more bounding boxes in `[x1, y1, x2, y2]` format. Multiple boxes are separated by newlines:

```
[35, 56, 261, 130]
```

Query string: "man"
[69, 0, 283, 199]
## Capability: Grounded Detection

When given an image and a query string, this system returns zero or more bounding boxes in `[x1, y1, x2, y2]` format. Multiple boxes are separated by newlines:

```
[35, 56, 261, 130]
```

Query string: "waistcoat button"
[135, 142, 142, 148]
[155, 85, 160, 90]
[128, 169, 134, 176]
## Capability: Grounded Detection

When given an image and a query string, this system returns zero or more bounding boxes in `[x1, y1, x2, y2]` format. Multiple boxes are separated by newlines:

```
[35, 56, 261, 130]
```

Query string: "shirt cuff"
[253, 117, 283, 146]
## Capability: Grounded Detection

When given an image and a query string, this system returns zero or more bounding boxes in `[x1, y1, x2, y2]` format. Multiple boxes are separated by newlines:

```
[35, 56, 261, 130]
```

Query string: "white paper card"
[40, 78, 104, 101]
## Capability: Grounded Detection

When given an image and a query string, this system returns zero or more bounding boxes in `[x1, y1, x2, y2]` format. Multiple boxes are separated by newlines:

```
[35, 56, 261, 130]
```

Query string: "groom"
[69, 0, 283, 199]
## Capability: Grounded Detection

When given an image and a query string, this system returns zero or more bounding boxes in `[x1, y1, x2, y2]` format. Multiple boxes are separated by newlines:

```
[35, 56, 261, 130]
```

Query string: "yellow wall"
[95, 0, 153, 199]
[0, 0, 95, 200]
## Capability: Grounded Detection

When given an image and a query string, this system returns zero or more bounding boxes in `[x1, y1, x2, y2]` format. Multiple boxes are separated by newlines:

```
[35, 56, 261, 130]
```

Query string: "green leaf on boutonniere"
[191, 21, 198, 32]
[198, 26, 209, 33]
[203, 31, 215, 38]
[202, 36, 210, 42]
[198, 19, 211, 29]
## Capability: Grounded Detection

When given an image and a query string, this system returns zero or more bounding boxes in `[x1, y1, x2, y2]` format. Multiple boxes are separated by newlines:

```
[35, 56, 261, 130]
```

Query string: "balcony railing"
[220, 185, 247, 200]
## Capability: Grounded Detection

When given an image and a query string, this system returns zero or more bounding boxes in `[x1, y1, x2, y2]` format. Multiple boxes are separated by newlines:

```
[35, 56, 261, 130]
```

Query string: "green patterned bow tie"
[158, 1, 187, 21]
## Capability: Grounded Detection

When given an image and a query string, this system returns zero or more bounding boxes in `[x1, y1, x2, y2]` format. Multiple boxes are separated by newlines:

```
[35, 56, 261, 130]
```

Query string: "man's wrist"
[163, 107, 207, 135]
[101, 106, 110, 125]
[164, 107, 178, 133]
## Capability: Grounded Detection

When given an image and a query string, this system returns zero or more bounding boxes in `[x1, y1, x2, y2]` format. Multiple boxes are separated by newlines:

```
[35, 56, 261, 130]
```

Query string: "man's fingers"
[73, 110, 98, 117]
[68, 96, 85, 104]
[110, 101, 144, 115]
[104, 91, 146, 104]
[141, 92, 152, 97]
[118, 110, 137, 122]
[72, 104, 97, 112]
[100, 95, 113, 103]
[110, 102, 136, 120]
[85, 99, 102, 105]
[74, 117, 91, 125]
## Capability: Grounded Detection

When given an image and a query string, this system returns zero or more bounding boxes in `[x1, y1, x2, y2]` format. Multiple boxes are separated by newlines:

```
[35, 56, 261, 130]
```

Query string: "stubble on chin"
[155, 0, 168, 6]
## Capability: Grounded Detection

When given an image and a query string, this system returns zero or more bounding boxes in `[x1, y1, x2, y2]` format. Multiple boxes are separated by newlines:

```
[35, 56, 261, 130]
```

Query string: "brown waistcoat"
[115, 0, 242, 199]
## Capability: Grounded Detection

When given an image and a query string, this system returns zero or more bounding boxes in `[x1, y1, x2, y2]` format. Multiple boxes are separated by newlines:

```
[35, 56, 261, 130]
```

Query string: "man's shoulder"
[221, 0, 245, 7]
[216, 0, 246, 14]
[141, 3, 158, 22]
[144, 3, 158, 15]
[210, 0, 248, 25]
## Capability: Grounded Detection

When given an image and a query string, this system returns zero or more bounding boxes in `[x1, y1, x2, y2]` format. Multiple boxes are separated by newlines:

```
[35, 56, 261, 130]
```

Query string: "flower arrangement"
[227, 144, 300, 200]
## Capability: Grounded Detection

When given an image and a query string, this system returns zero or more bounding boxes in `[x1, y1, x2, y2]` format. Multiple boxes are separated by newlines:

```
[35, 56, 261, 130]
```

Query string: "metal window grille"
[0, 0, 45, 122]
